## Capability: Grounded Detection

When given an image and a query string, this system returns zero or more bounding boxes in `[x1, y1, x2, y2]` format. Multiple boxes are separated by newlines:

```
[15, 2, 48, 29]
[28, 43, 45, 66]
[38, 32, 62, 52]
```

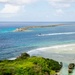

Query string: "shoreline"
[27, 43, 75, 54]
[8, 43, 75, 62]
[5, 43, 75, 75]
[6, 53, 75, 75]
[27, 43, 75, 64]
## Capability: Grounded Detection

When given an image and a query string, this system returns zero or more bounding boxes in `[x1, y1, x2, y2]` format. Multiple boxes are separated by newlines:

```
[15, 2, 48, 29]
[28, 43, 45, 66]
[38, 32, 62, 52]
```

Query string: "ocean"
[0, 22, 75, 75]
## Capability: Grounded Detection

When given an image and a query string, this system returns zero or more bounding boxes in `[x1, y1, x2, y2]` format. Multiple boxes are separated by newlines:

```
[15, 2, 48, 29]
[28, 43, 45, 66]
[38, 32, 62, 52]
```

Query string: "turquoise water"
[0, 26, 16, 33]
[0, 22, 75, 75]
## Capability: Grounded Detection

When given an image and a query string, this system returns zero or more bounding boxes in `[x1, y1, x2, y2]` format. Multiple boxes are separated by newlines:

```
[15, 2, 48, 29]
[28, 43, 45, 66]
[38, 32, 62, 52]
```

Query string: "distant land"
[13, 24, 63, 32]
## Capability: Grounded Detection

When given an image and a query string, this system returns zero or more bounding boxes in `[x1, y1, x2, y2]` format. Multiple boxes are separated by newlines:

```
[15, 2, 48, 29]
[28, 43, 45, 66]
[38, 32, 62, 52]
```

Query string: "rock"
[55, 72, 60, 75]
[68, 63, 75, 73]
[68, 69, 73, 73]
[68, 63, 74, 69]
[60, 62, 63, 68]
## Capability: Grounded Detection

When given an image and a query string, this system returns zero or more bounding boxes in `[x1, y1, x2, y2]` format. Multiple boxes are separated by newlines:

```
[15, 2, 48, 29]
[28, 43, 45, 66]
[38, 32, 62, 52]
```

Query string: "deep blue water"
[0, 22, 75, 60]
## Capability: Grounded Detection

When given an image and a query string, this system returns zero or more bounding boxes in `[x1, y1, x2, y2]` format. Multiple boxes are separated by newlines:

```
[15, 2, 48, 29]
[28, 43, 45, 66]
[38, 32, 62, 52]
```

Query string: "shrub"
[17, 53, 30, 59]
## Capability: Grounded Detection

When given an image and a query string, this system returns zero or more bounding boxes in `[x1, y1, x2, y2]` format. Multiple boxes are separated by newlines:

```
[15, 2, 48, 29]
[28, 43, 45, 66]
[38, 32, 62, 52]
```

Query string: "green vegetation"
[0, 53, 61, 75]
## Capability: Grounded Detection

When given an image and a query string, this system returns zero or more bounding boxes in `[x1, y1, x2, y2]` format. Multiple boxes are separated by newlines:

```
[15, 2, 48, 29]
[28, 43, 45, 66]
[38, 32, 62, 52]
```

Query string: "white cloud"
[56, 9, 64, 14]
[0, 0, 38, 14]
[54, 9, 64, 16]
[0, 0, 38, 5]
[0, 0, 9, 2]
[15, 0, 37, 5]
[0, 4, 20, 13]
[51, 2, 71, 8]
[48, 0, 75, 8]
[48, 0, 74, 15]
[48, 0, 75, 3]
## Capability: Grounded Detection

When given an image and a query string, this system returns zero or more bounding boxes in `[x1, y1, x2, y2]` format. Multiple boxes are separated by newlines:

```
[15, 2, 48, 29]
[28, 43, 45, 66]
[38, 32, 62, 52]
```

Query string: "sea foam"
[8, 57, 16, 60]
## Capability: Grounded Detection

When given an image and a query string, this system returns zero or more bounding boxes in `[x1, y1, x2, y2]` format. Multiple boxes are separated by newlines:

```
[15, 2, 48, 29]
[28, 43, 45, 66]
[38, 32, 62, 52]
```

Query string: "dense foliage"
[0, 53, 61, 75]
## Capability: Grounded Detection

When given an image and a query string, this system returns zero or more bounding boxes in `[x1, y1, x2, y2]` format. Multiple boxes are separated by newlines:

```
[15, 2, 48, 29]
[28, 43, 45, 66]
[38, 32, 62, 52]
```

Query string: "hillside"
[0, 53, 62, 75]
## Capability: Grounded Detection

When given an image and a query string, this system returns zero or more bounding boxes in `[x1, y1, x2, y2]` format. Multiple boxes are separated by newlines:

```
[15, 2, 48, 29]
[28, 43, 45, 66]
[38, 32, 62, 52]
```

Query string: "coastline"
[27, 43, 75, 54]
[27, 43, 75, 64]
[6, 43, 75, 75]
[7, 43, 75, 65]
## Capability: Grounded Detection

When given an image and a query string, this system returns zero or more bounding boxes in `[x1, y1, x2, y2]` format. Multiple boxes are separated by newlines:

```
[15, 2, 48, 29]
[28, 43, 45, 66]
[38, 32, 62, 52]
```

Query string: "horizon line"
[0, 21, 75, 23]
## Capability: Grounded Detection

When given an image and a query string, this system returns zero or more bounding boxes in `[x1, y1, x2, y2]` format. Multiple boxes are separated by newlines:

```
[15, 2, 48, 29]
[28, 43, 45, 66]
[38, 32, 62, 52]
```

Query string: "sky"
[0, 0, 75, 22]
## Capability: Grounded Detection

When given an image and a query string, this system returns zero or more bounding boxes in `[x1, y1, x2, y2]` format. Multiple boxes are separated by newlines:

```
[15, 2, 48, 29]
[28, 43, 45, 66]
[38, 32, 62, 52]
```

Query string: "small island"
[0, 53, 62, 75]
[13, 24, 63, 32]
